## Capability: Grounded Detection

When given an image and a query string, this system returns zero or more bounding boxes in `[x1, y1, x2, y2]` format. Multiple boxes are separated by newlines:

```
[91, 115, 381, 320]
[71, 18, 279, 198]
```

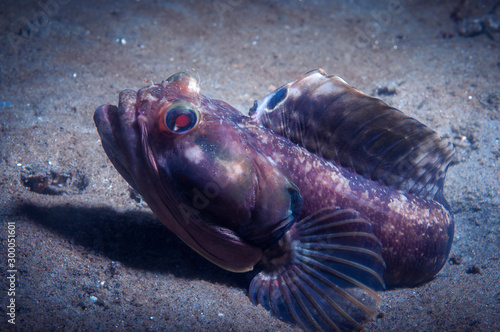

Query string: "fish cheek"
[205, 140, 304, 248]
[161, 140, 257, 231]
[199, 144, 303, 249]
[161, 135, 302, 250]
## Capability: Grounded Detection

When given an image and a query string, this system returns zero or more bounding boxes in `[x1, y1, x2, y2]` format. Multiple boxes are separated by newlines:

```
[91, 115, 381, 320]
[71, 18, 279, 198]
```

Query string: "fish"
[94, 70, 454, 331]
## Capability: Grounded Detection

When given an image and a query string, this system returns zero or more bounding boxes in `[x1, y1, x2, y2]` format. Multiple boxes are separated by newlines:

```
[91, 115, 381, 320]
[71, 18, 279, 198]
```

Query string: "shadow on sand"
[18, 202, 252, 287]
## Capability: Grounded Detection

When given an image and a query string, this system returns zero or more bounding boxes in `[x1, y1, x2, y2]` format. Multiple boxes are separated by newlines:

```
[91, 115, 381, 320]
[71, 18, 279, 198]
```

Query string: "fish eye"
[160, 102, 201, 135]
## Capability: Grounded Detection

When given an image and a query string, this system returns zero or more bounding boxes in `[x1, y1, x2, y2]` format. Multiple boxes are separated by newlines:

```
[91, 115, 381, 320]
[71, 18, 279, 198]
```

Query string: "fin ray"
[249, 207, 385, 331]
[254, 69, 455, 200]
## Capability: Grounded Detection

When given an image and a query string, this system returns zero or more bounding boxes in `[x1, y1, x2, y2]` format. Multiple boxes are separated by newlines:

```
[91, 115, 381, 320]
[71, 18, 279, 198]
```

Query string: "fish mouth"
[94, 90, 141, 191]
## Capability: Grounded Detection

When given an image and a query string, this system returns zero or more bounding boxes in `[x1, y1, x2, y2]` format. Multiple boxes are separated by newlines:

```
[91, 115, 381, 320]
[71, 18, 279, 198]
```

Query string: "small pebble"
[449, 254, 463, 265]
[466, 265, 481, 274]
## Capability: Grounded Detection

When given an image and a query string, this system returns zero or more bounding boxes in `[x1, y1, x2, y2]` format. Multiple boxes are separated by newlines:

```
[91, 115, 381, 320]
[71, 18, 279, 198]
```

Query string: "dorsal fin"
[252, 69, 455, 201]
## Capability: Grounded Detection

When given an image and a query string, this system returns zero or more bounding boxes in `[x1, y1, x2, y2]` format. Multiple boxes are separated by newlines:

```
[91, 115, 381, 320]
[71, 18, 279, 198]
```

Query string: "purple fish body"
[250, 69, 454, 287]
[94, 70, 454, 331]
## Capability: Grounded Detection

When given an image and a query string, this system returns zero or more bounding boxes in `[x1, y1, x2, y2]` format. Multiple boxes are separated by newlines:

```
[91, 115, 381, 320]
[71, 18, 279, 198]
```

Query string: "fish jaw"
[94, 90, 141, 191]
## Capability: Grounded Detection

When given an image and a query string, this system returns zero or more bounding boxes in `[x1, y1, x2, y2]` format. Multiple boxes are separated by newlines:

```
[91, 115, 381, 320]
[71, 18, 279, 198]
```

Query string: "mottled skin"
[250, 69, 455, 286]
[241, 117, 453, 286]
[95, 72, 454, 330]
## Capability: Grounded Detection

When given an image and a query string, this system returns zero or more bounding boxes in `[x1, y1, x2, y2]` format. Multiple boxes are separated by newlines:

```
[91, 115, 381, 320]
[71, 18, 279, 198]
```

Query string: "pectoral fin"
[249, 207, 385, 331]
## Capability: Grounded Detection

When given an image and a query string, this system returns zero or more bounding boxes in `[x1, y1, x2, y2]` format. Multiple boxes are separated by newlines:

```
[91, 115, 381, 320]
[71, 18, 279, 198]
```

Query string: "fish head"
[94, 72, 302, 272]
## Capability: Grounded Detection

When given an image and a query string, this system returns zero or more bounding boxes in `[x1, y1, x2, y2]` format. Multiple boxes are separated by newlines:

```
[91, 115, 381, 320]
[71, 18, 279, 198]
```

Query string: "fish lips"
[94, 89, 141, 191]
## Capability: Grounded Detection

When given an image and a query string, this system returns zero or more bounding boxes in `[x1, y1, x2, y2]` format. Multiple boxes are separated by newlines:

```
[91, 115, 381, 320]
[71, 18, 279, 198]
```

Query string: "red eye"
[160, 102, 201, 135]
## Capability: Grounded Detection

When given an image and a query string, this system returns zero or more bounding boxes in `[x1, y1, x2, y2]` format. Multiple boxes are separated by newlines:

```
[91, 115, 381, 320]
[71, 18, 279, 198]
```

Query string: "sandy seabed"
[1, 0, 499, 331]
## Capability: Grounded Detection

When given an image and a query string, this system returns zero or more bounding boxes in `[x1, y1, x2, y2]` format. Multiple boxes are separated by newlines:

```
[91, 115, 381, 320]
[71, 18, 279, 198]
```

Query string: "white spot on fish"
[143, 91, 159, 102]
[227, 162, 244, 180]
[186, 78, 200, 95]
[218, 160, 245, 182]
[388, 195, 409, 216]
[312, 81, 336, 98]
[387, 194, 435, 225]
[304, 161, 312, 173]
[271, 152, 282, 164]
[185, 145, 204, 164]
[288, 87, 301, 98]
[331, 172, 351, 193]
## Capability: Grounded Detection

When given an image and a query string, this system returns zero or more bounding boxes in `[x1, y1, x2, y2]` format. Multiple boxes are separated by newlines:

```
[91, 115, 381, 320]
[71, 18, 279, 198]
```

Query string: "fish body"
[94, 70, 454, 331]
[242, 115, 453, 287]
[250, 69, 454, 286]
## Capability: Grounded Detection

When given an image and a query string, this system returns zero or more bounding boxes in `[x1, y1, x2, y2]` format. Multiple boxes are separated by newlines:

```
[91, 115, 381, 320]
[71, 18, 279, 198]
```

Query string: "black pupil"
[166, 106, 197, 133]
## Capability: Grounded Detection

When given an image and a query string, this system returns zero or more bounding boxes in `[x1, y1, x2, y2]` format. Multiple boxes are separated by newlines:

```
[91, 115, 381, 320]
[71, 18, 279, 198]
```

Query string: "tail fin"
[249, 207, 385, 331]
